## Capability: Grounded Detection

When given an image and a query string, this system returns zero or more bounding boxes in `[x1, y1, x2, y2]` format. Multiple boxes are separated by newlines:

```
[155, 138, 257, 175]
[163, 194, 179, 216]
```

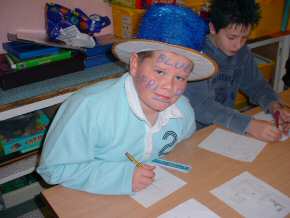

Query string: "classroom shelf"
[0, 62, 127, 187]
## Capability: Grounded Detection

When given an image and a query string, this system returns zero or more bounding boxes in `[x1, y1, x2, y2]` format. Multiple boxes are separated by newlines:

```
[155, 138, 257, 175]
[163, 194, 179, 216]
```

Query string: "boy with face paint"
[185, 0, 290, 142]
[37, 4, 217, 195]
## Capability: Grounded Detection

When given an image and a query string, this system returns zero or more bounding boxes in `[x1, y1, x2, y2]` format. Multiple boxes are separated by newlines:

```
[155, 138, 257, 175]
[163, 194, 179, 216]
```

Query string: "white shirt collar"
[125, 73, 183, 131]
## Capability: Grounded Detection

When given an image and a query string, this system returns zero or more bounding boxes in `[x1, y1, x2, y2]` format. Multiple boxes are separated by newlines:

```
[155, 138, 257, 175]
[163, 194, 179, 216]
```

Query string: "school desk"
[41, 89, 290, 218]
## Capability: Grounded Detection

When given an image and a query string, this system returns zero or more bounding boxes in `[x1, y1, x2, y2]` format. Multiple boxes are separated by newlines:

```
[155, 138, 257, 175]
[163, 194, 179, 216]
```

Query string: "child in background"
[37, 4, 217, 195]
[185, 0, 290, 142]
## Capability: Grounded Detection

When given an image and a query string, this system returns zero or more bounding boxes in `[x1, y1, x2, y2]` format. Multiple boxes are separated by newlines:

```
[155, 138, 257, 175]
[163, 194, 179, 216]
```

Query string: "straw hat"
[113, 4, 218, 81]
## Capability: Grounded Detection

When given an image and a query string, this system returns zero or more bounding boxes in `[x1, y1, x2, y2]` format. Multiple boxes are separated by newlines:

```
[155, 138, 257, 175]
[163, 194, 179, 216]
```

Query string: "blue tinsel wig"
[113, 4, 217, 81]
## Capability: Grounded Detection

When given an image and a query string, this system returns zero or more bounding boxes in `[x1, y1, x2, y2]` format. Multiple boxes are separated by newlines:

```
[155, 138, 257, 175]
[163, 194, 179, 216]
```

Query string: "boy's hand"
[246, 119, 282, 142]
[270, 102, 290, 134]
[132, 164, 156, 192]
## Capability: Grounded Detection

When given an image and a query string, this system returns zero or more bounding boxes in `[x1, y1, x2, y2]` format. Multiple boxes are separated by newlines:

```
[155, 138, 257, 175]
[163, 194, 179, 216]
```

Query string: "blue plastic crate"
[0, 111, 50, 155]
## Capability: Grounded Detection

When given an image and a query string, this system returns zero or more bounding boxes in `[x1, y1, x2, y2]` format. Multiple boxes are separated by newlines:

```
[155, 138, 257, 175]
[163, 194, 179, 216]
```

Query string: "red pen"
[274, 111, 280, 128]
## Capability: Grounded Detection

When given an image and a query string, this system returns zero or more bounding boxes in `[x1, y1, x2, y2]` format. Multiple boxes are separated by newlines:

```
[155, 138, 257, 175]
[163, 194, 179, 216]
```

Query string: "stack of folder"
[82, 35, 117, 69]
[0, 41, 85, 90]
[4, 41, 71, 71]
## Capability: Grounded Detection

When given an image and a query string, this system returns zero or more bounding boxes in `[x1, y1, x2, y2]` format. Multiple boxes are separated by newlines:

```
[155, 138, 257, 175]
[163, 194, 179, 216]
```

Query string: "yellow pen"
[125, 152, 144, 168]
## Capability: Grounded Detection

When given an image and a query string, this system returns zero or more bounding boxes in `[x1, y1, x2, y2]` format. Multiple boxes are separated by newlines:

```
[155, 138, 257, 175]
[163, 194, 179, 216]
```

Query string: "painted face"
[130, 51, 193, 117]
[210, 23, 251, 56]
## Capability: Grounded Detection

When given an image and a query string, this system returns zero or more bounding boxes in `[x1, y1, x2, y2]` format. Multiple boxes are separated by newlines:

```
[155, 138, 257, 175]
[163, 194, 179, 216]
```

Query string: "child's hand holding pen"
[125, 152, 156, 192]
[132, 164, 156, 192]
[247, 119, 282, 142]
[272, 102, 290, 135]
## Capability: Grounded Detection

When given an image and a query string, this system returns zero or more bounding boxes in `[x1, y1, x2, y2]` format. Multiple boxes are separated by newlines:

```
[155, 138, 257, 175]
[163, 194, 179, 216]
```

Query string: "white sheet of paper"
[211, 171, 290, 218]
[131, 166, 186, 208]
[254, 111, 290, 141]
[158, 198, 221, 218]
[198, 128, 266, 162]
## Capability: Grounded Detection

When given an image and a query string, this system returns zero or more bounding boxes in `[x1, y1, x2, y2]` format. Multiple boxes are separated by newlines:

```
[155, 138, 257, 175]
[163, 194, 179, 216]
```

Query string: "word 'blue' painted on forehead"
[156, 54, 192, 73]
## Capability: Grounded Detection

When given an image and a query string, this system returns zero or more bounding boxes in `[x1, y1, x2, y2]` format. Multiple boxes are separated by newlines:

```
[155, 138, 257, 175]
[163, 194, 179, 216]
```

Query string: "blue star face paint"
[145, 78, 158, 91]
[175, 88, 184, 97]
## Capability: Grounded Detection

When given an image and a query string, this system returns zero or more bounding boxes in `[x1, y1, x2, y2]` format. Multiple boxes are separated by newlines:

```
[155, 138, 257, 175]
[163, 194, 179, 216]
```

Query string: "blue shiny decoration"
[138, 4, 208, 52]
[46, 3, 111, 40]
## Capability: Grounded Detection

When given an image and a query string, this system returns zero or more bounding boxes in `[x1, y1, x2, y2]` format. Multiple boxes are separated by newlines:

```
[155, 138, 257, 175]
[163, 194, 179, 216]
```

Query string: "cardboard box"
[250, 0, 289, 39]
[235, 54, 275, 109]
[177, 0, 207, 8]
[112, 5, 146, 39]
[180, 0, 209, 20]
[0, 111, 50, 156]
[111, 1, 209, 39]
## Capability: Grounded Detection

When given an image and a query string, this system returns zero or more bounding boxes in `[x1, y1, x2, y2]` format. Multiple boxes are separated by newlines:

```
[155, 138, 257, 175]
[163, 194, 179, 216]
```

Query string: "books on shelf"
[81, 36, 117, 68]
[0, 53, 85, 90]
[84, 53, 117, 68]
[7, 32, 86, 51]
[6, 50, 72, 71]
[83, 43, 113, 57]
[2, 41, 60, 60]
[82, 34, 115, 57]
[0, 53, 10, 76]
[0, 34, 117, 89]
